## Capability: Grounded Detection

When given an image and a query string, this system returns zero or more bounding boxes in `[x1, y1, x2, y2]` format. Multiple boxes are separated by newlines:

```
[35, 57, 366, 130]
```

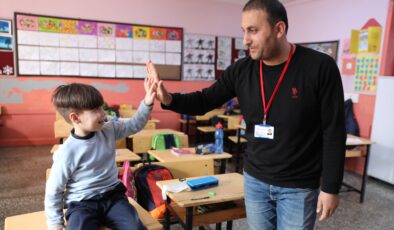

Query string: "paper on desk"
[161, 181, 191, 200]
[346, 137, 363, 143]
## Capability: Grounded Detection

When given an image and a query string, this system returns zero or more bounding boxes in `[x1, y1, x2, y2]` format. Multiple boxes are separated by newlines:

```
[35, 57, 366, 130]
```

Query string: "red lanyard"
[259, 44, 294, 124]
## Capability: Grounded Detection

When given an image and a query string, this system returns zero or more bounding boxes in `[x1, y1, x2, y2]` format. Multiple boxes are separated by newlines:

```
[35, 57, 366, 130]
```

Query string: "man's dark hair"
[243, 0, 289, 34]
[52, 83, 104, 123]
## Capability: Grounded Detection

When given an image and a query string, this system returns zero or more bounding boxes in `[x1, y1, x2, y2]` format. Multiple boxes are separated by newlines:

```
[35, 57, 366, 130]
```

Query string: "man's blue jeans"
[244, 171, 319, 230]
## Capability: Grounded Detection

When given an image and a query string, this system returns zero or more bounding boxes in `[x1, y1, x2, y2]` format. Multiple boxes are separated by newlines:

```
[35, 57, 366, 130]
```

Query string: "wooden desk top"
[234, 124, 246, 130]
[50, 145, 140, 162]
[54, 119, 160, 139]
[148, 148, 232, 162]
[217, 114, 242, 120]
[114, 149, 141, 162]
[129, 128, 185, 138]
[4, 198, 162, 230]
[195, 109, 225, 121]
[157, 173, 243, 207]
[346, 134, 374, 146]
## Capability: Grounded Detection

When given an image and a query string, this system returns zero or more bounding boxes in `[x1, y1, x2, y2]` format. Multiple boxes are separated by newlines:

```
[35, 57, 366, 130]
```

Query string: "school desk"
[50, 145, 141, 163]
[4, 198, 162, 230]
[54, 118, 160, 143]
[147, 148, 232, 173]
[343, 134, 375, 203]
[129, 129, 189, 154]
[179, 108, 226, 136]
[157, 173, 245, 230]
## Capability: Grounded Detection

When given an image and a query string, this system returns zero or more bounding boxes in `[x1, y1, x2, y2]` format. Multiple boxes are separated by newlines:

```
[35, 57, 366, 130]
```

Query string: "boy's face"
[73, 106, 106, 136]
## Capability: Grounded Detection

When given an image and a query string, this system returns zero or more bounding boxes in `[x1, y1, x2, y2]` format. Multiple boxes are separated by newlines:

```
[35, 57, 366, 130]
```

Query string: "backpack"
[118, 160, 137, 200]
[344, 99, 360, 136]
[151, 133, 180, 150]
[134, 164, 174, 219]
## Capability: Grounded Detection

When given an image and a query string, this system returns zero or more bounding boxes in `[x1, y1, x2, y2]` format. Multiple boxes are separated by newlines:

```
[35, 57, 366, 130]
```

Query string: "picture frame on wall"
[0, 35, 13, 50]
[297, 40, 339, 62]
[0, 19, 12, 35]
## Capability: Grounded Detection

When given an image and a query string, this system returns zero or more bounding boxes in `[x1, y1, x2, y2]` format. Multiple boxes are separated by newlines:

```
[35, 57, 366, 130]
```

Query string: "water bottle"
[215, 122, 224, 154]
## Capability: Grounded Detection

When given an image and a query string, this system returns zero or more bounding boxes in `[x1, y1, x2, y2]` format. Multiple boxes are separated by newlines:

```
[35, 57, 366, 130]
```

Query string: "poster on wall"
[183, 34, 216, 81]
[234, 37, 248, 62]
[341, 38, 356, 75]
[354, 54, 379, 92]
[0, 19, 15, 76]
[216, 36, 232, 71]
[348, 18, 382, 93]
[14, 12, 183, 80]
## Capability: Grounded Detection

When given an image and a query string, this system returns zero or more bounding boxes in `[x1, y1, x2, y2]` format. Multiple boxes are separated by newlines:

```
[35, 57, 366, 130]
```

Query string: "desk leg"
[215, 223, 222, 230]
[186, 117, 190, 135]
[220, 159, 227, 174]
[236, 130, 241, 173]
[360, 145, 371, 203]
[196, 129, 199, 145]
[185, 207, 193, 230]
[226, 220, 233, 230]
[164, 196, 171, 230]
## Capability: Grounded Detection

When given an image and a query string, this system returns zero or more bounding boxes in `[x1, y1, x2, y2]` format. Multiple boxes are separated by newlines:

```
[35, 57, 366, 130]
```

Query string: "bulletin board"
[14, 12, 183, 80]
[0, 18, 15, 76]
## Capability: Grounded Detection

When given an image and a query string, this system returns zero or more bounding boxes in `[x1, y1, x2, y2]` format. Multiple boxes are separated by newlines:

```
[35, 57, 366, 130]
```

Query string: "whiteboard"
[367, 76, 394, 184]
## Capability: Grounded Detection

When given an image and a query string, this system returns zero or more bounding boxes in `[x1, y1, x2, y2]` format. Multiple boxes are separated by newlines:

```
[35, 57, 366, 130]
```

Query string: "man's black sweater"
[163, 45, 346, 194]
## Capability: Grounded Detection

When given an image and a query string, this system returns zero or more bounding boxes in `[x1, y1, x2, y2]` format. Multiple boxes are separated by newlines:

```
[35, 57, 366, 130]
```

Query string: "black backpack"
[344, 99, 360, 136]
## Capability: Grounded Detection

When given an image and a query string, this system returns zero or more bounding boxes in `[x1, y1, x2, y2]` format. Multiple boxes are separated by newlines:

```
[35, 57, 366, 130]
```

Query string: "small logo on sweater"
[291, 87, 299, 99]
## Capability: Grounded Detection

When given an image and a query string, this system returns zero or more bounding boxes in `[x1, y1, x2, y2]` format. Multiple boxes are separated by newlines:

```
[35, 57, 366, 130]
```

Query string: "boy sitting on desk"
[45, 79, 156, 230]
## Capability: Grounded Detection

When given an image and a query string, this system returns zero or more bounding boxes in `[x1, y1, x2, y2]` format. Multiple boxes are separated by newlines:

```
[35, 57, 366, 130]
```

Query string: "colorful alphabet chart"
[354, 55, 379, 92]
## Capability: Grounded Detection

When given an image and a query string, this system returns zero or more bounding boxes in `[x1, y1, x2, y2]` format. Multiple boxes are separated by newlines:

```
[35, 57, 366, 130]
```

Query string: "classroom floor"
[0, 145, 393, 230]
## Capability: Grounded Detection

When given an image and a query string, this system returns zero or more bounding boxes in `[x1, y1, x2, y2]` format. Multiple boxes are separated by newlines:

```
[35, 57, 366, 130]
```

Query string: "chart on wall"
[183, 34, 216, 81]
[354, 55, 379, 92]
[14, 13, 183, 80]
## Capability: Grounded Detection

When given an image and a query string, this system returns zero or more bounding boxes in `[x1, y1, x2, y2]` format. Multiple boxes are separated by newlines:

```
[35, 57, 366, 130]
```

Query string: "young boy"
[45, 79, 156, 230]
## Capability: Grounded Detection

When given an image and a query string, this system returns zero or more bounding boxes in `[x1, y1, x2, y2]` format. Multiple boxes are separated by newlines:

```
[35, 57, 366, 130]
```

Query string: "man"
[147, 0, 346, 229]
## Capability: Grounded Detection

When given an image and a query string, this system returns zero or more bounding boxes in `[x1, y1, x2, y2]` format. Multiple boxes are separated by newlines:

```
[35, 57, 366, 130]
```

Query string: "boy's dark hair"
[243, 0, 289, 34]
[52, 83, 104, 123]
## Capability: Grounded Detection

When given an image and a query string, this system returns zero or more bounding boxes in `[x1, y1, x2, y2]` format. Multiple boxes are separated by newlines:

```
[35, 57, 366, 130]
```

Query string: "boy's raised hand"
[144, 75, 157, 106]
[146, 60, 172, 105]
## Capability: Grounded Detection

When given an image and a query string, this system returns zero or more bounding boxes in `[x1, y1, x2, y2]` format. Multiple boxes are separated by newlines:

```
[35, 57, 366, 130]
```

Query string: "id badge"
[254, 124, 274, 139]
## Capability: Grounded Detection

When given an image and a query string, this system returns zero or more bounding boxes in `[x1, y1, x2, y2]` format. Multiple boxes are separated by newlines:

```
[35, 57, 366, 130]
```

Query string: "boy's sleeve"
[45, 151, 72, 228]
[113, 100, 152, 139]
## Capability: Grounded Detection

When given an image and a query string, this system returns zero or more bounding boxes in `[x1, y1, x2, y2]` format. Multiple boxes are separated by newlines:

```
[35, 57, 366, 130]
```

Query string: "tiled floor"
[0, 145, 393, 230]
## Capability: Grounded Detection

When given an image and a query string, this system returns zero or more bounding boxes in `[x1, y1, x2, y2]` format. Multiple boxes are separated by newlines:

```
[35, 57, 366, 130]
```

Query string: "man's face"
[241, 9, 278, 61]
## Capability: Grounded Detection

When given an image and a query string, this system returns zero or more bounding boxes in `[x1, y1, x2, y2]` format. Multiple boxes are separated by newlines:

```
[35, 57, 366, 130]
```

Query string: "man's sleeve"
[319, 57, 347, 194]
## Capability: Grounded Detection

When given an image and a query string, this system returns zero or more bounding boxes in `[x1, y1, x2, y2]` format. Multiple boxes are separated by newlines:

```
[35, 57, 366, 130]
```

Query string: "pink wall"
[0, 0, 244, 146]
[0, 77, 212, 146]
[0, 0, 392, 167]
[0, 0, 243, 37]
[286, 0, 391, 174]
